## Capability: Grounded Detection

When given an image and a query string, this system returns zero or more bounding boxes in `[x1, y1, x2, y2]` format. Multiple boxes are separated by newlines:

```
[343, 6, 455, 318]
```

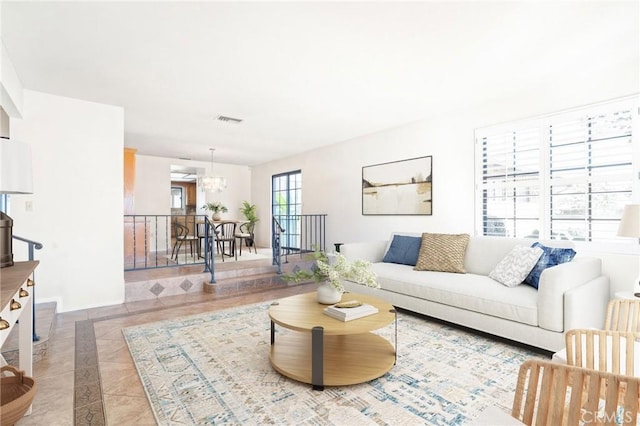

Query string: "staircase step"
[125, 261, 282, 302]
[204, 255, 319, 296]
[125, 255, 315, 302]
[213, 263, 277, 280]
[203, 271, 286, 296]
[1, 301, 57, 364]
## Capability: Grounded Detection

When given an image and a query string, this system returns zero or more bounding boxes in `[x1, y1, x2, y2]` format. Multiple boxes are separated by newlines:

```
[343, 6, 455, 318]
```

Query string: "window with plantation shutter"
[480, 126, 541, 238]
[476, 97, 638, 245]
[548, 107, 634, 243]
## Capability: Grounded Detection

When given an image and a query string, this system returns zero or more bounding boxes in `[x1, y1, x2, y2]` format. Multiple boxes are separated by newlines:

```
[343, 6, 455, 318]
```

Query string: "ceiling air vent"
[216, 115, 243, 124]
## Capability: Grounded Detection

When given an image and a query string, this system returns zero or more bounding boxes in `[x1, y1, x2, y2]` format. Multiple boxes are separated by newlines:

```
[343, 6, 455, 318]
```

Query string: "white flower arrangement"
[283, 249, 379, 293]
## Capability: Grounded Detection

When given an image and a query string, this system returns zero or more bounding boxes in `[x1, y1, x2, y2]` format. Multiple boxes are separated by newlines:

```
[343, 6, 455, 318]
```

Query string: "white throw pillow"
[489, 245, 544, 287]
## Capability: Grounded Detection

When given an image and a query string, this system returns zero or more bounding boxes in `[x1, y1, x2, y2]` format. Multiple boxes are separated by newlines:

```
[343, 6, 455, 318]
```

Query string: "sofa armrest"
[340, 240, 388, 263]
[537, 257, 608, 332]
[564, 275, 610, 331]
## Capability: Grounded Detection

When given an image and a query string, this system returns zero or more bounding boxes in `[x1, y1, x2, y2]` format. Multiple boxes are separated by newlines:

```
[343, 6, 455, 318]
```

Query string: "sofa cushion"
[464, 237, 534, 275]
[463, 237, 574, 276]
[524, 243, 576, 289]
[415, 233, 470, 273]
[371, 262, 539, 326]
[382, 235, 421, 266]
[489, 245, 544, 287]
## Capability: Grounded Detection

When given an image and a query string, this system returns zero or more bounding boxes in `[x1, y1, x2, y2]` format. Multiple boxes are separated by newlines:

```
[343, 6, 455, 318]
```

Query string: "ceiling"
[1, 1, 637, 166]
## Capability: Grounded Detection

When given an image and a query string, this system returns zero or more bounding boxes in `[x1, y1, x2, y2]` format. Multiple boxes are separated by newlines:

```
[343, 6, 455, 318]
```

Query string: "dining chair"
[553, 329, 640, 377]
[235, 222, 256, 255]
[514, 359, 639, 425]
[171, 222, 198, 261]
[215, 221, 237, 261]
[550, 300, 640, 376]
[196, 221, 212, 259]
[474, 359, 640, 425]
[605, 299, 640, 333]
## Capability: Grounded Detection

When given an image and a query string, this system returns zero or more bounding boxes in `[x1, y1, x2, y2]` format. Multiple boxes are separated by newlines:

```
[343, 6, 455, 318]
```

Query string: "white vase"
[212, 212, 222, 221]
[316, 282, 342, 304]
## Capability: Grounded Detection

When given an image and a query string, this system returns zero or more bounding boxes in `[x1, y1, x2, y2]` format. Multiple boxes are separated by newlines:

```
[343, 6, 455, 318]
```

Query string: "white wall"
[251, 112, 477, 247]
[0, 38, 24, 118]
[10, 90, 124, 312]
[134, 154, 252, 250]
[135, 154, 252, 220]
[252, 87, 640, 297]
[134, 154, 173, 216]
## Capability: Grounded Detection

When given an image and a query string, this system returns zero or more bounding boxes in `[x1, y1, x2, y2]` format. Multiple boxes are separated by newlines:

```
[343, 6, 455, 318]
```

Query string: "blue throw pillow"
[524, 242, 576, 289]
[383, 235, 422, 266]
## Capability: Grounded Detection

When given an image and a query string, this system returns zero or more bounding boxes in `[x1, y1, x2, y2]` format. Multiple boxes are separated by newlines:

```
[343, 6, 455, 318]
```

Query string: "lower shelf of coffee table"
[269, 331, 396, 386]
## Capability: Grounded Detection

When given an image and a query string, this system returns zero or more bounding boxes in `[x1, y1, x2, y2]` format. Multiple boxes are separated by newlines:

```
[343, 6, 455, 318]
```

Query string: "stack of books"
[323, 301, 379, 322]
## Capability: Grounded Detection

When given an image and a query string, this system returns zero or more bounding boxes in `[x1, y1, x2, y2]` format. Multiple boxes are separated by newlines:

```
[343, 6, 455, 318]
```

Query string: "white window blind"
[476, 97, 637, 243]
[479, 126, 541, 237]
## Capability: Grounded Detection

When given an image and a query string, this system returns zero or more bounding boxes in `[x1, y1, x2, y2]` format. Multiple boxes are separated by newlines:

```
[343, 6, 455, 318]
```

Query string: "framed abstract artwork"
[362, 156, 433, 215]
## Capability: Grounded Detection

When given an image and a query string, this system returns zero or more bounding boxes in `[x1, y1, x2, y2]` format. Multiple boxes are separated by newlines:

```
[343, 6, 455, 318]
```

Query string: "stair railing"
[272, 216, 285, 274]
[124, 214, 207, 271]
[12, 235, 43, 342]
[272, 214, 327, 273]
[202, 216, 216, 283]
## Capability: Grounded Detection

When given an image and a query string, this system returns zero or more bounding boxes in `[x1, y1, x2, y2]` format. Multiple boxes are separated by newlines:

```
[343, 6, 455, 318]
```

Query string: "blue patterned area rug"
[123, 300, 545, 425]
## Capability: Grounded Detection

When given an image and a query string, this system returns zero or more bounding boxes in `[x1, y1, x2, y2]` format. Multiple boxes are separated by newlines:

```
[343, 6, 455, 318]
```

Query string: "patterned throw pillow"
[414, 233, 470, 273]
[489, 245, 544, 287]
[524, 242, 577, 289]
[382, 235, 422, 266]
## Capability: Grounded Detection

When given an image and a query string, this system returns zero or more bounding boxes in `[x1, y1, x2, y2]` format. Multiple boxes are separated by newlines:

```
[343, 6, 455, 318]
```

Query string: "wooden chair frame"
[605, 299, 640, 333]
[513, 359, 640, 425]
[171, 221, 197, 260]
[235, 222, 256, 255]
[564, 329, 639, 376]
[215, 222, 237, 262]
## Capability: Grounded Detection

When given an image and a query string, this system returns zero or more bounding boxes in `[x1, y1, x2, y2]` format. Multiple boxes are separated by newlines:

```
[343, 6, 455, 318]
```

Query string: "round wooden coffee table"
[268, 291, 396, 390]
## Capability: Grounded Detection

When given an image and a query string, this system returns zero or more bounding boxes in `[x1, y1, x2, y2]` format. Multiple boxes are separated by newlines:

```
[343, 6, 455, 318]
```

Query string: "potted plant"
[239, 201, 259, 224]
[202, 202, 228, 221]
[239, 201, 259, 246]
[283, 249, 379, 304]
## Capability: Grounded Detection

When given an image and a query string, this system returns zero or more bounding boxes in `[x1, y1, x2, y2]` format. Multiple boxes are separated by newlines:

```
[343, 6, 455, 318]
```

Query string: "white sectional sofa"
[340, 234, 610, 352]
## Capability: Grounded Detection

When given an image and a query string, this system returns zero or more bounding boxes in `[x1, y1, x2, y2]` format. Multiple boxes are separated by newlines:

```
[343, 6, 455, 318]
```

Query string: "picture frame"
[362, 156, 433, 215]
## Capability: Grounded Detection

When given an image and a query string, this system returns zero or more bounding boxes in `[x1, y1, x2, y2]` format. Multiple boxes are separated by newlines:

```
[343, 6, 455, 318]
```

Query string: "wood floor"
[16, 272, 316, 425]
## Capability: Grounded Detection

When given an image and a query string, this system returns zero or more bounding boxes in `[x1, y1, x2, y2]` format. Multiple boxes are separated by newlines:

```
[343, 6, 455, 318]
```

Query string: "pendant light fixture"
[198, 148, 227, 193]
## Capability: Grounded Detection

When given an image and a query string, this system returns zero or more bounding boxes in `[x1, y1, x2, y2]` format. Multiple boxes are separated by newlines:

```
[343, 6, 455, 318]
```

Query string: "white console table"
[0, 260, 37, 415]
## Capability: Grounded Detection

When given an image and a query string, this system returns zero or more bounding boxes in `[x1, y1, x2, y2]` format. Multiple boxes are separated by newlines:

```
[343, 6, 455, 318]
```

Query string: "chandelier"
[198, 148, 227, 193]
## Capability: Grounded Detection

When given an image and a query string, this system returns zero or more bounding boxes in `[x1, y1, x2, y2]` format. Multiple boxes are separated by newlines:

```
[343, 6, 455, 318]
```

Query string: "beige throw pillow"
[414, 233, 470, 273]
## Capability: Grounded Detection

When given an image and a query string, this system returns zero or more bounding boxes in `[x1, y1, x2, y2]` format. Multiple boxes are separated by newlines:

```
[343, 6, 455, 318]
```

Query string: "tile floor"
[15, 276, 315, 425]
